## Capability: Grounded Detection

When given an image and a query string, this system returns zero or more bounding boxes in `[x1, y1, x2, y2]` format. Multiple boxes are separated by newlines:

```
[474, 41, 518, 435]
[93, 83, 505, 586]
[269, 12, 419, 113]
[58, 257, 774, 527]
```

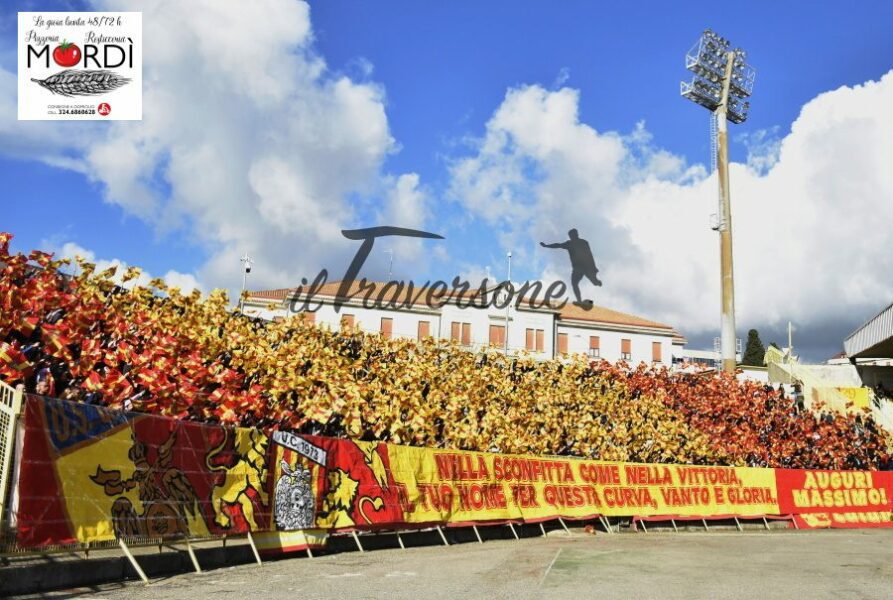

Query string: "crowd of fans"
[1, 233, 890, 470]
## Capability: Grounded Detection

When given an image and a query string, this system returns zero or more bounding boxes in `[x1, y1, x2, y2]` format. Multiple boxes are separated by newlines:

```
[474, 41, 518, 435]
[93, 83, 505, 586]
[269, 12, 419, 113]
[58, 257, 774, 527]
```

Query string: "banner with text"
[775, 469, 893, 529]
[9, 395, 892, 548]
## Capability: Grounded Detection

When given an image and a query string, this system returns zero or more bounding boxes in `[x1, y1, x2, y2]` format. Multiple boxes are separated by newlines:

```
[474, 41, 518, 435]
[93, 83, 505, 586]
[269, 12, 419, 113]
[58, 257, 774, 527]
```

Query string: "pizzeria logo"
[18, 12, 142, 121]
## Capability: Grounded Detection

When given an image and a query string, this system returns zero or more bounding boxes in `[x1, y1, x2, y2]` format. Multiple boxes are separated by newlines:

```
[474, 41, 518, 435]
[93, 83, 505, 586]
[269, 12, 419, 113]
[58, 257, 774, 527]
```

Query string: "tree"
[741, 329, 767, 366]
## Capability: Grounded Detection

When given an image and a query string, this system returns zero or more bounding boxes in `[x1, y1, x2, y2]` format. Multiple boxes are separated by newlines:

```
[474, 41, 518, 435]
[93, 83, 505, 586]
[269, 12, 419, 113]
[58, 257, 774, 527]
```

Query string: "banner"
[316, 443, 779, 525]
[13, 395, 325, 549]
[9, 395, 893, 549]
[775, 469, 893, 529]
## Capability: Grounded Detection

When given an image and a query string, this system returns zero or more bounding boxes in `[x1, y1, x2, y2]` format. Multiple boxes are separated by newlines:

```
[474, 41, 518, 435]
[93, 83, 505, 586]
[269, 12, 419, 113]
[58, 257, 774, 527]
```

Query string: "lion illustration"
[206, 428, 270, 530]
[317, 468, 359, 529]
[90, 429, 199, 539]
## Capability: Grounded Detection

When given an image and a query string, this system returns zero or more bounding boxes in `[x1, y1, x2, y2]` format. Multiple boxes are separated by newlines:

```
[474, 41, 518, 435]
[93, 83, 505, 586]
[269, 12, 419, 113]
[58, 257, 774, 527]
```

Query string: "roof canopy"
[844, 302, 893, 359]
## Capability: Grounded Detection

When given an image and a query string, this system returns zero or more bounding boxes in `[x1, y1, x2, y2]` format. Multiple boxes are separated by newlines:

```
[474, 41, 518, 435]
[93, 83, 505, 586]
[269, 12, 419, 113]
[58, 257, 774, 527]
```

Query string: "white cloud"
[1, 0, 417, 298]
[4, 0, 891, 358]
[448, 74, 893, 349]
[49, 241, 201, 294]
[737, 126, 782, 174]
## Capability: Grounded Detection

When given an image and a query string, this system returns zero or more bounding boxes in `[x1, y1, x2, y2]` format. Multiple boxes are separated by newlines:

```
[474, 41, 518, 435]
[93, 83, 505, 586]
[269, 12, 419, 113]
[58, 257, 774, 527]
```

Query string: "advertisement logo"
[18, 12, 142, 121]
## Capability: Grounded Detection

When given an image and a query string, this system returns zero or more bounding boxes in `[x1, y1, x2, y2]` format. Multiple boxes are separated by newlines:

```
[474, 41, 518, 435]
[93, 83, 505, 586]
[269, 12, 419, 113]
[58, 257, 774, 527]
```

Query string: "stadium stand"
[0, 232, 890, 470]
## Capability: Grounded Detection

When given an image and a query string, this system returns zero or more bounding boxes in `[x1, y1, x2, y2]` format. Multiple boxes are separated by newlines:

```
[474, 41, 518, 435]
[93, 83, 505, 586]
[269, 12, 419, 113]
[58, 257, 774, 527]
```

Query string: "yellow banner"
[388, 447, 779, 523]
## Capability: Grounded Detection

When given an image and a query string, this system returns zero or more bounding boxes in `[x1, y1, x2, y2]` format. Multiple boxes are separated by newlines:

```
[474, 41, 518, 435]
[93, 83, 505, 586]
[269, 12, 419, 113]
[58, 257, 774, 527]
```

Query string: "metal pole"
[788, 321, 793, 360]
[239, 268, 247, 313]
[239, 253, 251, 314]
[185, 538, 202, 573]
[246, 531, 263, 565]
[504, 252, 512, 356]
[716, 50, 737, 374]
[118, 538, 150, 584]
[437, 525, 449, 546]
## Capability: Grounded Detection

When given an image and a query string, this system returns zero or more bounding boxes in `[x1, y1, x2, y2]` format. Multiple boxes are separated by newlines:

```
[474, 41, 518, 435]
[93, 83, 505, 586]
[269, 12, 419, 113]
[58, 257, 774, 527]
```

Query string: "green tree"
[741, 329, 767, 366]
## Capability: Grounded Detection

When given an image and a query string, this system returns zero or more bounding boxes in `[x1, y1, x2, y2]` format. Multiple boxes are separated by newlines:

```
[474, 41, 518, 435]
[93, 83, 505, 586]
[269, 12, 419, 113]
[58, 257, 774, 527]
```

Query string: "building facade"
[243, 281, 685, 364]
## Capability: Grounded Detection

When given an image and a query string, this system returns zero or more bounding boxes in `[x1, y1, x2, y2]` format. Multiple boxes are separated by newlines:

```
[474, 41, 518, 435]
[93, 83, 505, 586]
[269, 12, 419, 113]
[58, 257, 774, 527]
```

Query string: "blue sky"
[3, 1, 893, 359]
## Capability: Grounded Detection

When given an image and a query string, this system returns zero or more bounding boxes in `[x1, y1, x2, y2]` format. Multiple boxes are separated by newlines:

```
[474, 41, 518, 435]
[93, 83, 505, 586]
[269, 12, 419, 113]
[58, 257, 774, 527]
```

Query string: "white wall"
[291, 299, 440, 341]
[438, 304, 556, 357]
[246, 293, 678, 366]
[241, 300, 287, 321]
[558, 322, 674, 366]
[737, 367, 769, 383]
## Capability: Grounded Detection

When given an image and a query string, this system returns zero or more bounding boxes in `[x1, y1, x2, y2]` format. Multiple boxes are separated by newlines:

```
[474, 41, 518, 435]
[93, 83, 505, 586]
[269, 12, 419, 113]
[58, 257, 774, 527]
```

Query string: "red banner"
[775, 469, 893, 529]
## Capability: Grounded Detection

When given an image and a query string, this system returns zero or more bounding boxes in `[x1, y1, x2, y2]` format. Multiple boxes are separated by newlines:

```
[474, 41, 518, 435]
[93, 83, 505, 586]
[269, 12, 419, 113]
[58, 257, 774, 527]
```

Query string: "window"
[380, 317, 393, 339]
[299, 311, 316, 324]
[589, 336, 600, 358]
[652, 341, 662, 363]
[557, 333, 568, 356]
[418, 321, 430, 340]
[621, 338, 632, 360]
[527, 328, 545, 352]
[489, 324, 505, 347]
[341, 314, 355, 331]
[451, 322, 472, 345]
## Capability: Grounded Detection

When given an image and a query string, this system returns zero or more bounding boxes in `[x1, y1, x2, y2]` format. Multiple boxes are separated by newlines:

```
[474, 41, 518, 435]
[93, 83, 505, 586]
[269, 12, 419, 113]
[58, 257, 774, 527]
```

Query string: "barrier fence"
[1, 391, 892, 563]
[0, 380, 23, 543]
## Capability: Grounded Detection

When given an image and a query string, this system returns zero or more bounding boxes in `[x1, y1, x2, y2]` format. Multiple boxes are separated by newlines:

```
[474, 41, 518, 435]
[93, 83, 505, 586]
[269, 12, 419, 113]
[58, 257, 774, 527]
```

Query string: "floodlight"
[679, 28, 757, 374]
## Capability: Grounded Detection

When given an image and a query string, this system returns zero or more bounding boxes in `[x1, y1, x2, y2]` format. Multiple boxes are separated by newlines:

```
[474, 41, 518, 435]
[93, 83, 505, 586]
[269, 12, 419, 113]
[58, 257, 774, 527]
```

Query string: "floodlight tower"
[681, 29, 755, 373]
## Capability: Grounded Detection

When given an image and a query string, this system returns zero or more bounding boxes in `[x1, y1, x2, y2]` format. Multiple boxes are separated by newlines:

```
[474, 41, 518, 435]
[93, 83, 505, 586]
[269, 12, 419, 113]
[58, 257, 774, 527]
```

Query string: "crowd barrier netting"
[2, 394, 892, 555]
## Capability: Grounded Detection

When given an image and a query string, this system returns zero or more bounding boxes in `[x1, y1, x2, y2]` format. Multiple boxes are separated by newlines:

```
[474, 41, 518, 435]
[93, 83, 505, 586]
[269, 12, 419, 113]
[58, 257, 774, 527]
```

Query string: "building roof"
[248, 280, 679, 334]
[557, 302, 674, 331]
[246, 287, 294, 301]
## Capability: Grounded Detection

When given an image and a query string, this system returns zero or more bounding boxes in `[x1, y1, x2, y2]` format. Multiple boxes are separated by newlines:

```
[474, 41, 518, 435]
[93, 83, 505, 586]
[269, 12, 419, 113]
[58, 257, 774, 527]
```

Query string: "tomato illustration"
[52, 41, 81, 68]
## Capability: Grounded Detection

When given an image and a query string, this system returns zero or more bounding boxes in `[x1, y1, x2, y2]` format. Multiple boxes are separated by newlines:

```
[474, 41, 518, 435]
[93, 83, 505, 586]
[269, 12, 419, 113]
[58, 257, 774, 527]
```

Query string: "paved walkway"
[14, 529, 893, 600]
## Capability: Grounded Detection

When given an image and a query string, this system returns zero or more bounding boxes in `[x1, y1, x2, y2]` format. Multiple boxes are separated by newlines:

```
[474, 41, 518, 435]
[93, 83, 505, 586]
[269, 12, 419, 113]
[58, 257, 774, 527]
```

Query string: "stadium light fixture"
[680, 28, 756, 374]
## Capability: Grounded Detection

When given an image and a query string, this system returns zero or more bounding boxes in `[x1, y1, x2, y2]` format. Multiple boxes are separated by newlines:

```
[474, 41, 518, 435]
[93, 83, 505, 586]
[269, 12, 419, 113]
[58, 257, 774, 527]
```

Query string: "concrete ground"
[11, 529, 893, 600]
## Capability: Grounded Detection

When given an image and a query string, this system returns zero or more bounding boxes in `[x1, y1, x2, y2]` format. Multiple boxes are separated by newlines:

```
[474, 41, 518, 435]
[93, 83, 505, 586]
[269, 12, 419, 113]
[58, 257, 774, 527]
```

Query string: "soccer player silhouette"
[540, 229, 602, 308]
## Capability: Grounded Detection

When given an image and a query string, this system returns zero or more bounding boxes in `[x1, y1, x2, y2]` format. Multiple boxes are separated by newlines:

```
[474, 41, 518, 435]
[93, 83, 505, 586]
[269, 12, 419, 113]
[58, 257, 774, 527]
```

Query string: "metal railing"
[0, 379, 23, 541]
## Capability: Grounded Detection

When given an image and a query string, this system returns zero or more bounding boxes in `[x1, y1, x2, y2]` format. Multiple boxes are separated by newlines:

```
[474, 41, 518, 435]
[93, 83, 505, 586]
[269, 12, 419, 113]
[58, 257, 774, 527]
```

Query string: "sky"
[2, 0, 893, 361]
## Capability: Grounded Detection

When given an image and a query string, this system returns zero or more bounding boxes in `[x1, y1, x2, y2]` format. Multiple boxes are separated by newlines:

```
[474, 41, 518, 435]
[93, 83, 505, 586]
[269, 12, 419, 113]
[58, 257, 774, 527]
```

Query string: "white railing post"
[0, 382, 24, 536]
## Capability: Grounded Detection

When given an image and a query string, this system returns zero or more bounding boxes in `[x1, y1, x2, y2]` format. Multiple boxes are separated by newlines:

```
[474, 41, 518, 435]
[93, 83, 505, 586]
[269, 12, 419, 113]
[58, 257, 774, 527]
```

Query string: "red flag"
[137, 368, 160, 388]
[0, 342, 30, 372]
[18, 316, 39, 337]
[28, 250, 54, 267]
[0, 231, 12, 257]
[41, 326, 72, 360]
[85, 371, 103, 392]
[116, 341, 135, 364]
